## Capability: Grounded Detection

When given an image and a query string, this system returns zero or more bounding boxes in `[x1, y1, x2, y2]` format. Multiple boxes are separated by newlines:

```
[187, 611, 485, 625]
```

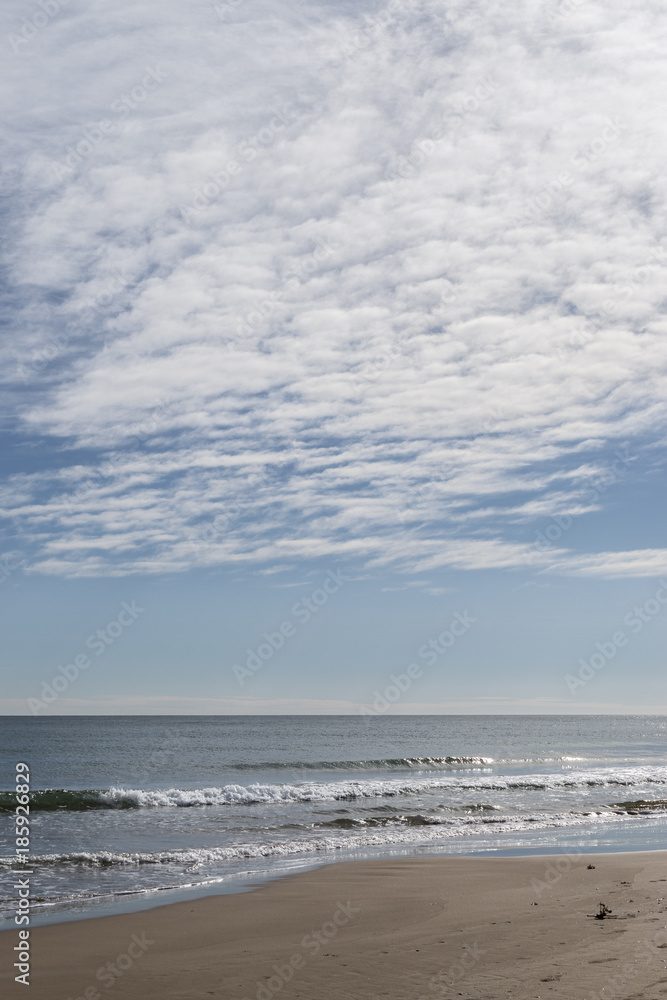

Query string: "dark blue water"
[1, 715, 666, 925]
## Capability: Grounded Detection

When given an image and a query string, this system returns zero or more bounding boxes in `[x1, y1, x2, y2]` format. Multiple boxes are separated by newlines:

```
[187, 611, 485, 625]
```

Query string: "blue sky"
[2, 0, 667, 713]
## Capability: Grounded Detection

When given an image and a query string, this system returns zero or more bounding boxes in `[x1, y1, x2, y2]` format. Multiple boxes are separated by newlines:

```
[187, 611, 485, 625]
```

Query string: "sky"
[2, 0, 667, 714]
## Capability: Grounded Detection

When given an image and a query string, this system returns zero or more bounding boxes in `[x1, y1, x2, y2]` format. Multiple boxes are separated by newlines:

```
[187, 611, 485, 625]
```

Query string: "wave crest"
[0, 806, 659, 874]
[4, 765, 667, 812]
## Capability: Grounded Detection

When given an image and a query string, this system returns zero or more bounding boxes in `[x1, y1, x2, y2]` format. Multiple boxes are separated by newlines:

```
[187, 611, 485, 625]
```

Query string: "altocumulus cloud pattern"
[2, 0, 667, 581]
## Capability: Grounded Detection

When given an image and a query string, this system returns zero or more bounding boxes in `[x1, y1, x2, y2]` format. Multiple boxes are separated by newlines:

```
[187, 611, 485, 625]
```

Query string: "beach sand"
[3, 852, 667, 999]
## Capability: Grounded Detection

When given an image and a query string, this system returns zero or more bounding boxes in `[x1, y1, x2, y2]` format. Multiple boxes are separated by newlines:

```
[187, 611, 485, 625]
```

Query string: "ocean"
[1, 715, 666, 927]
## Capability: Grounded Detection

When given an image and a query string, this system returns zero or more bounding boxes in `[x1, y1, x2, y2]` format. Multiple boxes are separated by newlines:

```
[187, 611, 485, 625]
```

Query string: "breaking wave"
[4, 765, 667, 812]
[231, 756, 495, 770]
[0, 806, 660, 873]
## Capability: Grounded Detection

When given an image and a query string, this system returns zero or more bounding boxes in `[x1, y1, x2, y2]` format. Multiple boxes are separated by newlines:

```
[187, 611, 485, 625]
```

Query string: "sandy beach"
[3, 851, 667, 999]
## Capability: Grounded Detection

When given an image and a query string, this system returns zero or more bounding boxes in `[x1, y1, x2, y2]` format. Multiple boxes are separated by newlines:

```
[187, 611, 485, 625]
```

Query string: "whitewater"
[1, 715, 666, 924]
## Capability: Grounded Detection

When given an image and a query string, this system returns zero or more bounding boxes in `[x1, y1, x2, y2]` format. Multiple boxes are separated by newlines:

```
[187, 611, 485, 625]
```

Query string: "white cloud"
[3, 0, 667, 579]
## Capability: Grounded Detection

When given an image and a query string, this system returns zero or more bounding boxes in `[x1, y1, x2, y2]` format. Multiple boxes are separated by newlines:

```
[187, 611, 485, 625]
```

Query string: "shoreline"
[4, 838, 667, 931]
[3, 850, 667, 999]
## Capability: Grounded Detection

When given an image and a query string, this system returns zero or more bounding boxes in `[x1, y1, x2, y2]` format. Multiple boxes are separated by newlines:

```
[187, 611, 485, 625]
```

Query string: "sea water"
[1, 715, 666, 926]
